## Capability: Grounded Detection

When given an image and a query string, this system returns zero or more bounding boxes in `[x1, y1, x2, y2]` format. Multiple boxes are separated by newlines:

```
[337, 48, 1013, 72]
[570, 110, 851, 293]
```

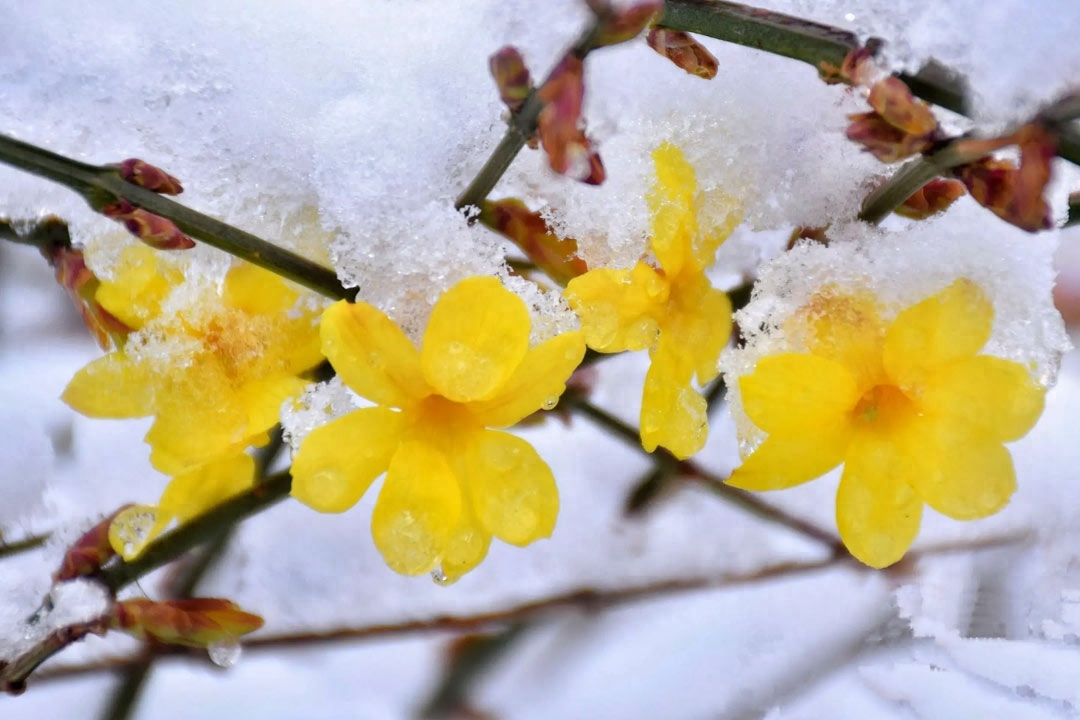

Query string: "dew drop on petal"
[541, 396, 559, 410]
[208, 638, 242, 668]
[430, 566, 455, 585]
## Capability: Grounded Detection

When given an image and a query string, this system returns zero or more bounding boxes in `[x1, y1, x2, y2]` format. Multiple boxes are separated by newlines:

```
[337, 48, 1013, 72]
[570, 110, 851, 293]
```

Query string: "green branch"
[0, 134, 350, 301]
[659, 0, 1080, 168]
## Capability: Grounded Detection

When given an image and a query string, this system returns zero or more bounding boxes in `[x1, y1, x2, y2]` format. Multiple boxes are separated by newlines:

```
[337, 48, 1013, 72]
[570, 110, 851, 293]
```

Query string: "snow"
[2, 0, 1080, 717]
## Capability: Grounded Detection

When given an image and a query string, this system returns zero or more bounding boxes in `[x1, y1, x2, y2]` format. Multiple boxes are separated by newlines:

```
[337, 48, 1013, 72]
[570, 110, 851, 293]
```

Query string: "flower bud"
[646, 29, 718, 79]
[54, 505, 133, 581]
[102, 200, 196, 250]
[537, 54, 605, 184]
[490, 47, 533, 115]
[110, 597, 264, 648]
[479, 198, 588, 286]
[116, 158, 184, 195]
[895, 178, 966, 220]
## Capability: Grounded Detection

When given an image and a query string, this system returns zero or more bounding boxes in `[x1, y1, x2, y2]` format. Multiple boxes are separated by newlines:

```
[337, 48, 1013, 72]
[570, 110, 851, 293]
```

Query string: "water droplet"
[208, 638, 242, 668]
[541, 396, 559, 410]
[448, 341, 465, 355]
[430, 567, 452, 585]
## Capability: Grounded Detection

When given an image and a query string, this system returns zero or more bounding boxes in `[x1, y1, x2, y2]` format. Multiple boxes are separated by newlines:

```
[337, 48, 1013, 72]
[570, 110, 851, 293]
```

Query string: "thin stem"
[1068, 191, 1080, 228]
[563, 393, 841, 550]
[419, 623, 531, 718]
[0, 533, 49, 560]
[0, 134, 350, 301]
[454, 12, 609, 212]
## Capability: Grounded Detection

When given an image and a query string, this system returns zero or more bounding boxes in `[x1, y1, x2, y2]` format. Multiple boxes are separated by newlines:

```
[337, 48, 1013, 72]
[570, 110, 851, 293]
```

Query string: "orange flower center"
[852, 384, 917, 432]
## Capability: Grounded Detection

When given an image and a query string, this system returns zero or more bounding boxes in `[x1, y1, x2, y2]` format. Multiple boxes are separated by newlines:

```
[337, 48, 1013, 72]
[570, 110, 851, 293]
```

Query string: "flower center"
[851, 384, 916, 432]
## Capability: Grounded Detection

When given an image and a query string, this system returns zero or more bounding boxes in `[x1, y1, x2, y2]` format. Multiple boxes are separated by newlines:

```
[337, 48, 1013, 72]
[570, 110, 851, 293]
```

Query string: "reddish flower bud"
[102, 200, 196, 250]
[117, 158, 184, 195]
[54, 505, 134, 582]
[479, 198, 588, 286]
[895, 178, 967, 220]
[846, 111, 935, 163]
[646, 29, 718, 79]
[36, 219, 133, 350]
[819, 45, 877, 86]
[868, 78, 938, 136]
[786, 225, 831, 250]
[594, 1, 664, 47]
[110, 597, 264, 649]
[490, 47, 534, 114]
[537, 54, 605, 184]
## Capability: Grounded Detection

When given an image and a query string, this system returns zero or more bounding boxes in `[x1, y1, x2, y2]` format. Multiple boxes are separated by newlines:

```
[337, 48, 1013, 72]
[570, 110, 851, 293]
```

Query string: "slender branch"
[99, 470, 291, 594]
[563, 392, 842, 551]
[0, 532, 49, 560]
[0, 133, 350, 301]
[454, 12, 609, 212]
[1068, 191, 1080, 228]
[419, 623, 531, 718]
[659, 0, 1080, 168]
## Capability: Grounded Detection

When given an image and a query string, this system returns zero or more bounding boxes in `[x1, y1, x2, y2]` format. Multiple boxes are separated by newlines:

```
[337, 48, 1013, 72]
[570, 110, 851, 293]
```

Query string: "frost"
[281, 377, 360, 452]
[1, 578, 110, 664]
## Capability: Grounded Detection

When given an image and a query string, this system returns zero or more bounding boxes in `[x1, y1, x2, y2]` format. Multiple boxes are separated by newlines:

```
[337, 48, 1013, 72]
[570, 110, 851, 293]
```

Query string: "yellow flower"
[565, 142, 741, 458]
[291, 276, 585, 581]
[95, 243, 183, 332]
[728, 279, 1046, 568]
[109, 453, 255, 560]
[63, 262, 324, 474]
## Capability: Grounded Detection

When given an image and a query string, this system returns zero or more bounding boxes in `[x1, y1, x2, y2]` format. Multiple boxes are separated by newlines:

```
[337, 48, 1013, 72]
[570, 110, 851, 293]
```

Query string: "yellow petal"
[63, 352, 156, 418]
[145, 401, 250, 476]
[690, 186, 742, 273]
[564, 263, 668, 352]
[438, 515, 492, 582]
[291, 407, 406, 513]
[321, 299, 429, 408]
[919, 355, 1045, 443]
[836, 433, 925, 568]
[158, 453, 255, 523]
[95, 244, 178, 329]
[727, 429, 851, 491]
[237, 374, 310, 438]
[421, 277, 531, 403]
[468, 330, 586, 427]
[908, 417, 1017, 520]
[799, 289, 887, 392]
[739, 353, 859, 437]
[277, 314, 326, 376]
[371, 441, 462, 575]
[465, 430, 558, 546]
[648, 142, 697, 277]
[663, 273, 732, 385]
[640, 346, 708, 459]
[884, 279, 993, 390]
[223, 262, 298, 315]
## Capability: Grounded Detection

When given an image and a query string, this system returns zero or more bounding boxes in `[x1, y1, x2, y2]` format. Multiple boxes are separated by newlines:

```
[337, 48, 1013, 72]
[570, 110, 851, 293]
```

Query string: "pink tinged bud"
[867, 77, 938, 136]
[646, 29, 718, 79]
[594, 1, 664, 47]
[895, 178, 967, 220]
[846, 111, 934, 163]
[847, 77, 939, 163]
[46, 237, 133, 350]
[54, 505, 134, 581]
[479, 198, 588, 286]
[110, 598, 264, 649]
[117, 158, 184, 195]
[490, 46, 533, 114]
[102, 200, 196, 250]
[537, 55, 605, 184]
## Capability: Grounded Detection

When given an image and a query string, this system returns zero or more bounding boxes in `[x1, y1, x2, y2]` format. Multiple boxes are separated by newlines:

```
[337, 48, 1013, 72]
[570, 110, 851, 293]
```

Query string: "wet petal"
[909, 417, 1017, 520]
[727, 429, 851, 491]
[321, 299, 428, 408]
[800, 290, 887, 392]
[222, 262, 298, 315]
[465, 430, 558, 546]
[158, 453, 255, 523]
[469, 330, 585, 427]
[920, 355, 1045, 443]
[739, 353, 859, 437]
[291, 407, 406, 513]
[371, 441, 462, 575]
[421, 277, 530, 403]
[836, 433, 925, 568]
[564, 263, 668, 352]
[663, 274, 732, 385]
[640, 346, 707, 459]
[647, 142, 697, 277]
[884, 279, 993, 389]
[439, 514, 492, 582]
[63, 353, 156, 418]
